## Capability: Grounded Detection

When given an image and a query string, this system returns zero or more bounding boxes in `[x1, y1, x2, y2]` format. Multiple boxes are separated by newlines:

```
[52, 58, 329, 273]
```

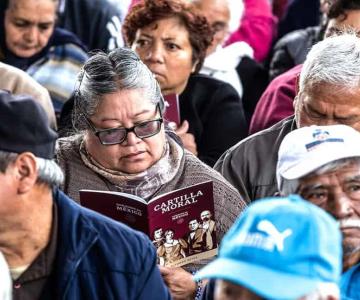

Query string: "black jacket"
[214, 116, 296, 203]
[269, 26, 321, 80]
[181, 74, 248, 167]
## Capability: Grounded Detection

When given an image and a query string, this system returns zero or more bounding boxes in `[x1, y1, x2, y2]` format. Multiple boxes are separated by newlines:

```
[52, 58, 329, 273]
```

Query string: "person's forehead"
[327, 10, 360, 34]
[7, 0, 57, 17]
[300, 163, 360, 184]
[195, 0, 230, 23]
[302, 83, 360, 106]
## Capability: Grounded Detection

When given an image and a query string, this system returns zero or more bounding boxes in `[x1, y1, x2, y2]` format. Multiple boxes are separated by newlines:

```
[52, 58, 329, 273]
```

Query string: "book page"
[79, 190, 150, 233]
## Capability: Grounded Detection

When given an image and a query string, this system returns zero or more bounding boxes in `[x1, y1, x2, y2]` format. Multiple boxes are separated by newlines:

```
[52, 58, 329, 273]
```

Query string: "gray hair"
[280, 157, 360, 195]
[0, 150, 64, 187]
[73, 47, 165, 131]
[299, 33, 360, 94]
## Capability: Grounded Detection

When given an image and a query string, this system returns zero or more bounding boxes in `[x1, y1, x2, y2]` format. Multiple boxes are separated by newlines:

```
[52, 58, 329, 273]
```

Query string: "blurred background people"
[0, 0, 88, 116]
[250, 0, 360, 135]
[123, 0, 248, 166]
[196, 195, 342, 300]
[55, 48, 246, 299]
[56, 0, 126, 51]
[192, 0, 269, 122]
[277, 124, 360, 299]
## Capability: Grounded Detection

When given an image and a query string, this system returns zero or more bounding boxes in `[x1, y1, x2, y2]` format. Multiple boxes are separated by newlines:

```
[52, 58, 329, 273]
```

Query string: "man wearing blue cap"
[195, 195, 342, 300]
[276, 124, 360, 300]
[0, 90, 170, 299]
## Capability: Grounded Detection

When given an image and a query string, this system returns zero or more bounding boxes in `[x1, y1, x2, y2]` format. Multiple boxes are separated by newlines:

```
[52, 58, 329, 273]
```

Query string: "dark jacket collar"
[52, 188, 99, 297]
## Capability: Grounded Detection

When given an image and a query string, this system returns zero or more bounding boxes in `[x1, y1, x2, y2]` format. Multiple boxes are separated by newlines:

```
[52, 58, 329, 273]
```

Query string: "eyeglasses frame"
[84, 104, 163, 145]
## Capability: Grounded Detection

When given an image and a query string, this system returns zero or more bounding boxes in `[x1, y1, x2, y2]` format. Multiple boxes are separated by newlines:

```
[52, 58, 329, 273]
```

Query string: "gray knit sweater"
[55, 134, 246, 242]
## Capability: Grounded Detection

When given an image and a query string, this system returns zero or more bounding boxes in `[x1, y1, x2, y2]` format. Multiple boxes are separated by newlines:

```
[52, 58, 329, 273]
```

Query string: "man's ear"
[14, 153, 38, 194]
[191, 60, 200, 73]
[293, 95, 298, 110]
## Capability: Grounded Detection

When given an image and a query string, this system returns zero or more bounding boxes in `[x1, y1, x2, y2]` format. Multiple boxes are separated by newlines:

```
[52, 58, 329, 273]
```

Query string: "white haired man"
[215, 33, 360, 204]
[277, 124, 360, 300]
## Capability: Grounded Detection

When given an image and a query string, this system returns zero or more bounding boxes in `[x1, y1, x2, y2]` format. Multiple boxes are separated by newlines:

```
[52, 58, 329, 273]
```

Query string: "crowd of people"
[1, 0, 360, 299]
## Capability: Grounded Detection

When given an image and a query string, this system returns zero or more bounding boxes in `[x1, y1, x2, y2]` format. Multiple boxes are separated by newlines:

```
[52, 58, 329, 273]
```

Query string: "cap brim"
[194, 258, 320, 300]
[281, 152, 360, 181]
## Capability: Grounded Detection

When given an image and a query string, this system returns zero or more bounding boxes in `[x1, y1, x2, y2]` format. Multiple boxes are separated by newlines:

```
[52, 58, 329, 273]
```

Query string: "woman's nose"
[145, 45, 164, 63]
[123, 131, 141, 146]
[24, 26, 38, 43]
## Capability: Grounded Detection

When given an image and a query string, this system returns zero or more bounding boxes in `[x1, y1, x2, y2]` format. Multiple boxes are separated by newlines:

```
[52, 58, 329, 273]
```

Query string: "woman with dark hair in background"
[123, 0, 248, 166]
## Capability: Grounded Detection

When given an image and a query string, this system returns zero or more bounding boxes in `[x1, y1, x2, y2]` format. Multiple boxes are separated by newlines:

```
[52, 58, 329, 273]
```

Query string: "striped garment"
[27, 43, 88, 114]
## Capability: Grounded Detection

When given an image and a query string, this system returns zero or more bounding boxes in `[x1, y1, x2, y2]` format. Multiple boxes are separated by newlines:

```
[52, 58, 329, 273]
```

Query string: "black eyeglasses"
[85, 106, 163, 145]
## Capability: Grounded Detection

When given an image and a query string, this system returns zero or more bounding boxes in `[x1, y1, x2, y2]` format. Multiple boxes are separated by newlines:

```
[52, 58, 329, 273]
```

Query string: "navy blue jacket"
[51, 189, 171, 300]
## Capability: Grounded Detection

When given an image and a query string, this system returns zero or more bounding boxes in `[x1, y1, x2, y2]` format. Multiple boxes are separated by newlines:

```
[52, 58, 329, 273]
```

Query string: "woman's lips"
[123, 151, 146, 159]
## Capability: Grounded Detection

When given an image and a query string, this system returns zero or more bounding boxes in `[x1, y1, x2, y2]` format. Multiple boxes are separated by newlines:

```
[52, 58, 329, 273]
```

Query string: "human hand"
[159, 266, 197, 300]
[175, 120, 198, 156]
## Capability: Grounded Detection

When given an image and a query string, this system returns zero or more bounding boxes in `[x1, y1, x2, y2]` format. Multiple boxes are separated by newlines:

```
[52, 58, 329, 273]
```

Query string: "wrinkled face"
[298, 164, 360, 259]
[4, 0, 56, 58]
[132, 17, 197, 95]
[194, 0, 230, 55]
[325, 10, 360, 38]
[201, 210, 211, 221]
[189, 219, 199, 231]
[294, 84, 360, 131]
[84, 89, 166, 174]
[154, 228, 163, 239]
[214, 280, 263, 300]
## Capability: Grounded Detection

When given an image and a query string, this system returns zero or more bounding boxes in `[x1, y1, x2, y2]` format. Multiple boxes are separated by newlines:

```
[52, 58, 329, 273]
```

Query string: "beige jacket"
[0, 62, 56, 129]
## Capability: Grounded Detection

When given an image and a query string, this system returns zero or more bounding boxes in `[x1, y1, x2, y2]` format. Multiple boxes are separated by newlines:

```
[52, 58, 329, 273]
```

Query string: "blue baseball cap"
[194, 195, 342, 300]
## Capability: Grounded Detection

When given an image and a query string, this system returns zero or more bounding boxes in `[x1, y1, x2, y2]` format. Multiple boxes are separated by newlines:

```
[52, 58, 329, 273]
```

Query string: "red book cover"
[163, 94, 181, 127]
[80, 181, 217, 267]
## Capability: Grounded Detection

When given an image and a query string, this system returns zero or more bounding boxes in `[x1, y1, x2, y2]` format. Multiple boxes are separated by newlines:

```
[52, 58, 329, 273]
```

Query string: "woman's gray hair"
[0, 150, 64, 187]
[73, 47, 165, 131]
[279, 157, 360, 195]
[299, 33, 360, 94]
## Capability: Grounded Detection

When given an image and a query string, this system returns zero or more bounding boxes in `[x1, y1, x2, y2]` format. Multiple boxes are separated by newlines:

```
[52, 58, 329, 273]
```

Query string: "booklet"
[163, 93, 181, 127]
[80, 181, 217, 267]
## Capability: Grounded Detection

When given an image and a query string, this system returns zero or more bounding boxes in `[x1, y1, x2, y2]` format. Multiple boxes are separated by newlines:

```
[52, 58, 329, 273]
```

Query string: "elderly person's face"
[297, 163, 360, 266]
[132, 17, 197, 95]
[294, 84, 360, 132]
[84, 89, 166, 174]
[325, 10, 360, 38]
[214, 280, 263, 300]
[4, 0, 56, 58]
[194, 0, 230, 55]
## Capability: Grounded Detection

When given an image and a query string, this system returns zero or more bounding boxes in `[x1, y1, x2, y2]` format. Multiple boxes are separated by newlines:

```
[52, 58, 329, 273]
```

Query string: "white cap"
[277, 125, 360, 190]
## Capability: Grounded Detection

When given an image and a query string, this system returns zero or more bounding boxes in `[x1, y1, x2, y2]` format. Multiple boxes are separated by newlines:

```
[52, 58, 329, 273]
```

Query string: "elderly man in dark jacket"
[0, 90, 170, 300]
[215, 33, 360, 204]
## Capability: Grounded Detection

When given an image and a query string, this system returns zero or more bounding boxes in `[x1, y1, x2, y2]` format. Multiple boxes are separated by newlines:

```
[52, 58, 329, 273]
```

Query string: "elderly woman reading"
[56, 47, 246, 299]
